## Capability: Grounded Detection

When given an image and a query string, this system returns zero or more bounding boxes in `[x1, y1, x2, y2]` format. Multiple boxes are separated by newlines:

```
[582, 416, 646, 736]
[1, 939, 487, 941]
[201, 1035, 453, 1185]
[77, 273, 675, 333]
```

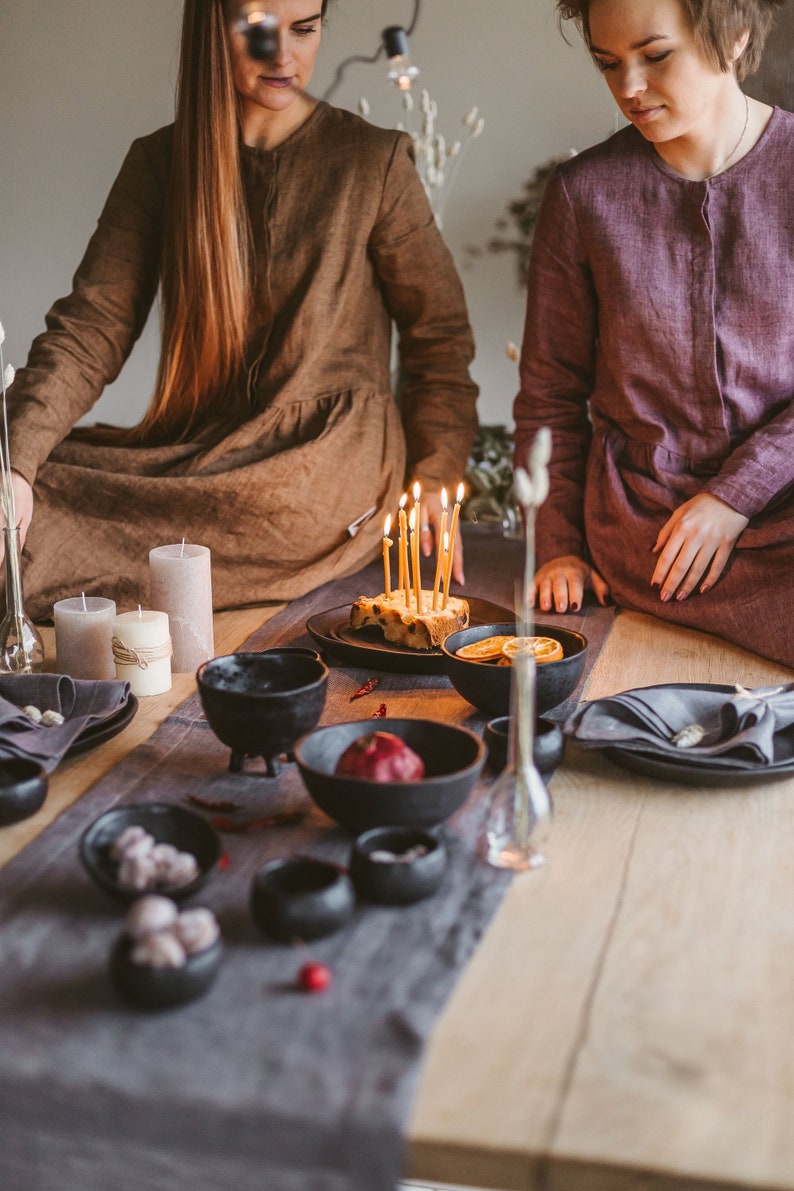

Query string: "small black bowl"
[80, 803, 222, 904]
[294, 718, 485, 834]
[197, 651, 328, 776]
[484, 716, 565, 777]
[442, 622, 588, 718]
[0, 759, 48, 826]
[250, 857, 355, 942]
[350, 826, 447, 905]
[109, 933, 223, 1010]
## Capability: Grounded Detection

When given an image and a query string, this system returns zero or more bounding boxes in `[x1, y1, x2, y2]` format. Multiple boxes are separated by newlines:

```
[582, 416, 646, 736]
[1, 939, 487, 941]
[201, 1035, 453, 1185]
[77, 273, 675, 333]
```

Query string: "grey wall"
[0, 1, 615, 430]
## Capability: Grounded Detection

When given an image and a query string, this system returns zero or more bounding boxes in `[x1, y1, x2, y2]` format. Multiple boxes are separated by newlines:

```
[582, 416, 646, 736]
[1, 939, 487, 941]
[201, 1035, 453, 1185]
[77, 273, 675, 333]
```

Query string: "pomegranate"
[335, 731, 425, 782]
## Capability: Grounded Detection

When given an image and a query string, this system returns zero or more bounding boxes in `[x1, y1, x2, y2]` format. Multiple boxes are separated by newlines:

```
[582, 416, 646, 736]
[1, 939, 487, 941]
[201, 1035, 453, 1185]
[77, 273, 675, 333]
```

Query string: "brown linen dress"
[514, 109, 794, 670]
[7, 103, 478, 620]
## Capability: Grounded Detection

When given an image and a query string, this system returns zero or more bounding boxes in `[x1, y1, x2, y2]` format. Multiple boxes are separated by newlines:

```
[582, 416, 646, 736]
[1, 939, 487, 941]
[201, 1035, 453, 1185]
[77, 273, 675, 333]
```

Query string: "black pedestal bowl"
[197, 650, 328, 776]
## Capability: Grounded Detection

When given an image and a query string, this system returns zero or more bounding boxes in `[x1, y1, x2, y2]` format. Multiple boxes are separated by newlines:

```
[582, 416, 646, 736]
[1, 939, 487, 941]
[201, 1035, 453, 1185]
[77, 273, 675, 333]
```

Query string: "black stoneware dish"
[197, 650, 328, 775]
[79, 803, 222, 904]
[0, 759, 48, 826]
[442, 623, 588, 718]
[250, 857, 355, 942]
[294, 718, 485, 834]
[484, 716, 565, 778]
[109, 933, 223, 1010]
[350, 826, 447, 905]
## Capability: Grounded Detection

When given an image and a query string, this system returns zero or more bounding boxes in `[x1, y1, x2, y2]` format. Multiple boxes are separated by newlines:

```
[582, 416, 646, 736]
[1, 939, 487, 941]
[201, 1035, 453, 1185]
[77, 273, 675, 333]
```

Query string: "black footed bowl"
[197, 650, 328, 776]
[80, 803, 222, 904]
[294, 718, 485, 834]
[250, 857, 355, 942]
[442, 622, 588, 719]
[0, 759, 48, 827]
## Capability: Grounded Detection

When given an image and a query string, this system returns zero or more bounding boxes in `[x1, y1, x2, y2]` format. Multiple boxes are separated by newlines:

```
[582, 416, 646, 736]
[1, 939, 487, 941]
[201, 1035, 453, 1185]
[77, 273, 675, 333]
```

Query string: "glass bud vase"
[0, 526, 44, 673]
[486, 652, 551, 871]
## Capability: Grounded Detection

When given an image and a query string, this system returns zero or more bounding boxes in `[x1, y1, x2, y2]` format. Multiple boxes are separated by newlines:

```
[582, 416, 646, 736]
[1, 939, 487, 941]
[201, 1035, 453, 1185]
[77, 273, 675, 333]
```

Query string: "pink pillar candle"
[54, 597, 116, 680]
[149, 544, 214, 674]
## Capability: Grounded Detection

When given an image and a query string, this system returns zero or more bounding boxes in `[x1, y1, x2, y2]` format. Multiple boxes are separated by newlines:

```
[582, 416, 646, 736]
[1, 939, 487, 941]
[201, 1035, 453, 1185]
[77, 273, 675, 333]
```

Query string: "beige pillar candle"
[54, 595, 116, 680]
[149, 543, 214, 674]
[112, 609, 172, 696]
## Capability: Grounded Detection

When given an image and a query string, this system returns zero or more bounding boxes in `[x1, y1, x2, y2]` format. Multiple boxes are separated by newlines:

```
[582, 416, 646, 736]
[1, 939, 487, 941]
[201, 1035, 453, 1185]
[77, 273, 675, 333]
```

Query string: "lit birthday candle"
[398, 495, 410, 607]
[431, 487, 448, 611]
[411, 481, 421, 610]
[442, 482, 464, 608]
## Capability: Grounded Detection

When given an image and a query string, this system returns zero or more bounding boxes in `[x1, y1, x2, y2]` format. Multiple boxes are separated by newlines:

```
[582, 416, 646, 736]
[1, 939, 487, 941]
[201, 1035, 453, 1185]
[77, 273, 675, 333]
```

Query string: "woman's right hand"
[0, 470, 34, 561]
[532, 554, 610, 613]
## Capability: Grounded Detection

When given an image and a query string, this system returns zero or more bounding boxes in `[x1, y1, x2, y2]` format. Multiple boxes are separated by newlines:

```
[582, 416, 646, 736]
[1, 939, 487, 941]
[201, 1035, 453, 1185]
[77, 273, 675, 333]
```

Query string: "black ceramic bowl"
[0, 759, 48, 826]
[484, 716, 565, 777]
[350, 826, 447, 905]
[250, 857, 355, 942]
[294, 718, 485, 834]
[197, 650, 328, 776]
[442, 623, 588, 718]
[79, 803, 222, 904]
[109, 933, 223, 1010]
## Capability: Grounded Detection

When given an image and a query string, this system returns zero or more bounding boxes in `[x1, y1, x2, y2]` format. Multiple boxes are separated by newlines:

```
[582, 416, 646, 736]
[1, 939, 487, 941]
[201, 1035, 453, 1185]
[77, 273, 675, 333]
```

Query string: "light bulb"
[382, 26, 419, 91]
[236, 3, 279, 61]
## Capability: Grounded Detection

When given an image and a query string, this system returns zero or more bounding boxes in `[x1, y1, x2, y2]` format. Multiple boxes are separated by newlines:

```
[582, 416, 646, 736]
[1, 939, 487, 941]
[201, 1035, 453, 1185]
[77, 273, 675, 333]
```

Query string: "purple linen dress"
[514, 108, 794, 669]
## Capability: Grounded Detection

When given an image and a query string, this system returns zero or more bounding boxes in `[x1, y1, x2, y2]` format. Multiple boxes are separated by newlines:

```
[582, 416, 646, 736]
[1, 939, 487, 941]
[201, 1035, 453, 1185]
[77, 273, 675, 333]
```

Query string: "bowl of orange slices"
[441, 622, 588, 718]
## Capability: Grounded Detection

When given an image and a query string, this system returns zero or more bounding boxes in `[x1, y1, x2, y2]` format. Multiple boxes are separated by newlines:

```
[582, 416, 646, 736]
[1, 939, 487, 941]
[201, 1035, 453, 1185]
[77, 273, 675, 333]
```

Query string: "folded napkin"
[564, 682, 794, 769]
[0, 674, 132, 772]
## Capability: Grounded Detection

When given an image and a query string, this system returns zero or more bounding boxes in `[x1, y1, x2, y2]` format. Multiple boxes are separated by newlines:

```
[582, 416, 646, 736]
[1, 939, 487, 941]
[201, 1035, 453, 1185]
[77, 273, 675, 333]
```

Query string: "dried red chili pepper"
[349, 677, 380, 701]
[210, 811, 304, 833]
[370, 703, 387, 719]
[185, 794, 242, 813]
[218, 851, 231, 871]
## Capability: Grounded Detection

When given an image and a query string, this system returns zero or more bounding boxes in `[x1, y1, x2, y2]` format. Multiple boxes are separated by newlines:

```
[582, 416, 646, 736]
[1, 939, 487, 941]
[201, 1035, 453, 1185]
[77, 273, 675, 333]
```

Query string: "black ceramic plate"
[66, 695, 139, 757]
[306, 597, 514, 674]
[600, 682, 794, 788]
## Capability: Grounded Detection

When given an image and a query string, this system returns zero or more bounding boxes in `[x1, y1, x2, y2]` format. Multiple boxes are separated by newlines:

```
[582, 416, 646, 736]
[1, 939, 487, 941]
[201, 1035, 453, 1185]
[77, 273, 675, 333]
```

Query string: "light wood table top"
[2, 595, 793, 1191]
[408, 611, 794, 1191]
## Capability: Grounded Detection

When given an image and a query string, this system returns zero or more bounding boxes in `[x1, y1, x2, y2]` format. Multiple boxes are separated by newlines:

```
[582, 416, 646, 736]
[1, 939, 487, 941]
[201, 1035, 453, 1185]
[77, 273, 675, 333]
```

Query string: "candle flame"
[399, 493, 407, 510]
[413, 481, 421, 502]
[444, 530, 450, 552]
[441, 487, 448, 512]
[456, 482, 464, 504]
[409, 506, 416, 531]
[383, 513, 391, 537]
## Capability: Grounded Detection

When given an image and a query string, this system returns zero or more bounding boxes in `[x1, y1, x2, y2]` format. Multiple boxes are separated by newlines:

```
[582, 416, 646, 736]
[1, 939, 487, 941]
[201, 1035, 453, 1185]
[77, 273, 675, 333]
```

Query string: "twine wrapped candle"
[112, 609, 172, 696]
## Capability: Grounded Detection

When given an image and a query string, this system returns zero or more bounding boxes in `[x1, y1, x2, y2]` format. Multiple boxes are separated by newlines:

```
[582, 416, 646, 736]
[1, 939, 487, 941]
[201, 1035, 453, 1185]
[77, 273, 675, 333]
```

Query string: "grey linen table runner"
[0, 530, 614, 1191]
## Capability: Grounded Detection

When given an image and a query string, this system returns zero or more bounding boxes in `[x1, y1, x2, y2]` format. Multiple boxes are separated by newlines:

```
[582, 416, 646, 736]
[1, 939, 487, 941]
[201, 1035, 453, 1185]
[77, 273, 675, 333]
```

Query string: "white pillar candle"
[148, 543, 214, 674]
[54, 596, 116, 680]
[112, 609, 172, 696]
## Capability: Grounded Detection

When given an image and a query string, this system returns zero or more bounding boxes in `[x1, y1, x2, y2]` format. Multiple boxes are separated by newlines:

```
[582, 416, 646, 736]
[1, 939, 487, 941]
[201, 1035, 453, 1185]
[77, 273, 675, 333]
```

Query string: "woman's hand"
[0, 470, 34, 562]
[533, 555, 610, 613]
[652, 493, 749, 601]
[420, 490, 465, 585]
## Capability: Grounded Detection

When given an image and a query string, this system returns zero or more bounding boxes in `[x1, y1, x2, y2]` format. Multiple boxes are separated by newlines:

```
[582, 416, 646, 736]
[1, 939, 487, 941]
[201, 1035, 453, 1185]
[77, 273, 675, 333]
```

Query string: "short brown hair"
[556, 0, 787, 80]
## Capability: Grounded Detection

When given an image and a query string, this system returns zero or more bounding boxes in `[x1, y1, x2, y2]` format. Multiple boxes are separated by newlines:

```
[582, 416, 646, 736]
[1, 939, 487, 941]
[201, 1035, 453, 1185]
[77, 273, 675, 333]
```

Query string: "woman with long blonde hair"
[7, 0, 477, 616]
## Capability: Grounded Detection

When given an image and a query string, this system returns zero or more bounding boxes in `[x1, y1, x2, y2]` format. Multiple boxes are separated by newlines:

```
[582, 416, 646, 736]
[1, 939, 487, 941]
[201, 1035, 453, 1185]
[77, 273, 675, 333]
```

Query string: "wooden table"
[2, 555, 793, 1191]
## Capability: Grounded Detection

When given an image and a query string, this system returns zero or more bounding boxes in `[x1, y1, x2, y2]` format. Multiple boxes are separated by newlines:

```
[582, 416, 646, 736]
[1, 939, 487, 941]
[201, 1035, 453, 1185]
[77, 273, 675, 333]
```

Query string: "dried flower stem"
[0, 323, 18, 532]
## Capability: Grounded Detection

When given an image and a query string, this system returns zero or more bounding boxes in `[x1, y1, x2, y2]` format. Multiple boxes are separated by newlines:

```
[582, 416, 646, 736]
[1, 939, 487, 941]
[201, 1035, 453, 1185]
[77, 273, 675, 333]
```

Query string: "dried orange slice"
[501, 636, 564, 664]
[455, 634, 514, 661]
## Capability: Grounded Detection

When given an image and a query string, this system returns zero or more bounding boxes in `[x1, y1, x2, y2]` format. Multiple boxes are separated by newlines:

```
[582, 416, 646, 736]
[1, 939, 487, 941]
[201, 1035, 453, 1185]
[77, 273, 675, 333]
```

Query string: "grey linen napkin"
[564, 682, 794, 769]
[0, 674, 131, 771]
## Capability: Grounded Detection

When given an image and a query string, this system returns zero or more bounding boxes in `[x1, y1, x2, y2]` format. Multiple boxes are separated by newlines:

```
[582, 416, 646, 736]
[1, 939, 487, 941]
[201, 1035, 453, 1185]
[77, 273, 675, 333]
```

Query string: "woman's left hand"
[420, 490, 465, 585]
[651, 493, 749, 601]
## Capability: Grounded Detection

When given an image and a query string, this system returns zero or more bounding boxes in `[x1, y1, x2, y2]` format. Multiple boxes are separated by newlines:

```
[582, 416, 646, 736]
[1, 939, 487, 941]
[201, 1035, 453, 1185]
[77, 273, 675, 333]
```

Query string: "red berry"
[298, 961, 332, 993]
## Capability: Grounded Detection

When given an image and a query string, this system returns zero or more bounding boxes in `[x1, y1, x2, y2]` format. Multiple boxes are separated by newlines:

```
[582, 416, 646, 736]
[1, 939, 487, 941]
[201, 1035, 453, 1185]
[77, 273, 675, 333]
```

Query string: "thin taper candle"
[398, 498, 410, 607]
[431, 487, 448, 611]
[442, 482, 464, 608]
[382, 514, 393, 599]
[411, 481, 421, 610]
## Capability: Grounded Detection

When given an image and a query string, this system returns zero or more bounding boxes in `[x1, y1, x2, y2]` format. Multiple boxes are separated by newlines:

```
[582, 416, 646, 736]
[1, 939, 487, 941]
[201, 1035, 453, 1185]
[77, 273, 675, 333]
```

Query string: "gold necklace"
[708, 93, 750, 178]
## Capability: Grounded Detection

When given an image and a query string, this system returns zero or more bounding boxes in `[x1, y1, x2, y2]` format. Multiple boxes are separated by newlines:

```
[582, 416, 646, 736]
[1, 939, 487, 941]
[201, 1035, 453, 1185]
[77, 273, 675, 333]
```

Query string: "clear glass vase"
[486, 652, 551, 870]
[0, 526, 44, 673]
